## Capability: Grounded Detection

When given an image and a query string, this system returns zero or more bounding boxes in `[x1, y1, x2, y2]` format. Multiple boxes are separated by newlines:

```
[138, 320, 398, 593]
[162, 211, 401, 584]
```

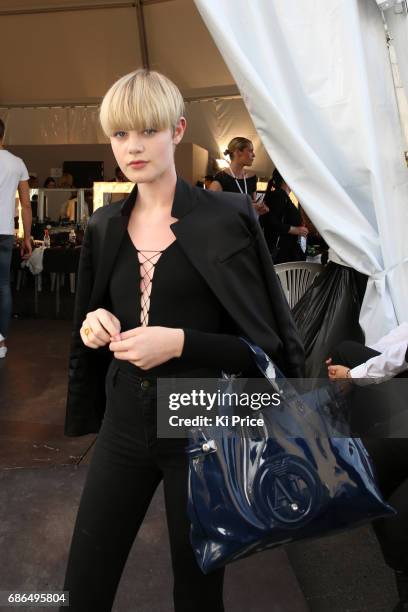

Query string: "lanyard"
[229, 168, 247, 194]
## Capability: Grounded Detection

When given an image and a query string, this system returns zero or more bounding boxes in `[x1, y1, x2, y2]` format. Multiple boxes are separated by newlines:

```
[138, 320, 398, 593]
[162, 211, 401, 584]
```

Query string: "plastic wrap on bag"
[293, 262, 367, 378]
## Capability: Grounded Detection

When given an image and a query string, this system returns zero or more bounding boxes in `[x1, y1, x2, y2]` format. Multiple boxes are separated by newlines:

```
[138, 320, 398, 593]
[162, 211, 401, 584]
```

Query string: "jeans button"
[141, 380, 150, 390]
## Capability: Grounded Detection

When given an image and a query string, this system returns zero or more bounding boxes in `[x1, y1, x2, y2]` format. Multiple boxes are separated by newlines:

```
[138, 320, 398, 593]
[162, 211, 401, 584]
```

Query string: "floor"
[0, 307, 399, 611]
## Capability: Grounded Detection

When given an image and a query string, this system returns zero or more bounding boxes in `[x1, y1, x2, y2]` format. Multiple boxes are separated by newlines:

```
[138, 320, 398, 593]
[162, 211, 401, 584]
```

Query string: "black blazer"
[65, 177, 305, 436]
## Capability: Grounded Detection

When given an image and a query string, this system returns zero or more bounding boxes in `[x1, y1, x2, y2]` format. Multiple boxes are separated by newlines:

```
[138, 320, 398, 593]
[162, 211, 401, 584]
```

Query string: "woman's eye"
[113, 131, 127, 138]
[143, 128, 157, 136]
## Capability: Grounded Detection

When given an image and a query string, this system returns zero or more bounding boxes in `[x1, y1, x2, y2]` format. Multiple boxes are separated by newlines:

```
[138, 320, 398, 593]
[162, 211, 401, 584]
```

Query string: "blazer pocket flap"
[217, 236, 253, 263]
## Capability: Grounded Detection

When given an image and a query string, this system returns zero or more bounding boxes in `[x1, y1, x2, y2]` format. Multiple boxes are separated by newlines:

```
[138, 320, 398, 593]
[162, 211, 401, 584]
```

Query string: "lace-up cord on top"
[136, 249, 163, 326]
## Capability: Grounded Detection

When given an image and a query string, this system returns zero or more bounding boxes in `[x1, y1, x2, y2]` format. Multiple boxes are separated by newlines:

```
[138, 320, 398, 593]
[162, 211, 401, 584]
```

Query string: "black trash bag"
[293, 262, 367, 378]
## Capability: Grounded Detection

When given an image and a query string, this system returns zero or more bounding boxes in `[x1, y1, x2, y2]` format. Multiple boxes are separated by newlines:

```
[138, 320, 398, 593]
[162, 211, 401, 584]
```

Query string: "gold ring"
[83, 327, 92, 337]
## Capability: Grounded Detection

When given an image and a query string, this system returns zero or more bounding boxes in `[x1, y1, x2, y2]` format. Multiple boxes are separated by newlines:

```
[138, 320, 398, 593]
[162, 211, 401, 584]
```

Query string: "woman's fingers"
[112, 350, 131, 360]
[95, 309, 121, 337]
[109, 336, 138, 352]
[109, 328, 145, 354]
[80, 324, 102, 348]
[328, 365, 345, 380]
[114, 327, 142, 341]
[85, 313, 111, 345]
[81, 308, 120, 348]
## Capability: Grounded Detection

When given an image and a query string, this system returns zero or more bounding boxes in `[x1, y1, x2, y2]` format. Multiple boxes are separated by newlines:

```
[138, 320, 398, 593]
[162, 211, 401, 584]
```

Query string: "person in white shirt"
[0, 118, 32, 358]
[326, 325, 408, 612]
[327, 322, 408, 384]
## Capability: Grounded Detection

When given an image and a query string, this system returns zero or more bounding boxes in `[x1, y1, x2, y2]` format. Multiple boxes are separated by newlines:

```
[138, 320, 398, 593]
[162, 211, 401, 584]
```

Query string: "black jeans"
[0, 235, 14, 339]
[331, 340, 408, 572]
[62, 361, 224, 611]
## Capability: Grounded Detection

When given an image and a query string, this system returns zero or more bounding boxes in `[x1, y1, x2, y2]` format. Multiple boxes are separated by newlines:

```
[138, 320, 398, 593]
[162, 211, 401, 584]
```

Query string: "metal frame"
[0, 1, 173, 17]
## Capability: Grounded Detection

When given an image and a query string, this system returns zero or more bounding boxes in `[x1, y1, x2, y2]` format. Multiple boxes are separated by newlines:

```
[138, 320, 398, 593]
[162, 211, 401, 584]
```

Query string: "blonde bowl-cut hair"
[99, 69, 185, 137]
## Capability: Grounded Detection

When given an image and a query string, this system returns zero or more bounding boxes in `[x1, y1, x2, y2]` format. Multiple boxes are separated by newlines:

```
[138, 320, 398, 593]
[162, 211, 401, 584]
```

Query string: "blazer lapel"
[169, 180, 216, 276]
[89, 214, 129, 307]
[170, 186, 230, 312]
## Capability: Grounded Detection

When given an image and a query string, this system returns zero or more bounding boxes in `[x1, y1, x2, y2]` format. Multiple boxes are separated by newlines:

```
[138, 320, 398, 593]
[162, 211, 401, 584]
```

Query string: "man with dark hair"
[0, 118, 32, 358]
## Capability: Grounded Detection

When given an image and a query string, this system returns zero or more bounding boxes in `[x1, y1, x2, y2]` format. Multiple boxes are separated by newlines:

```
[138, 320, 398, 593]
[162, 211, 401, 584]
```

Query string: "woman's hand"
[289, 225, 309, 237]
[80, 308, 121, 349]
[109, 326, 185, 370]
[253, 201, 269, 216]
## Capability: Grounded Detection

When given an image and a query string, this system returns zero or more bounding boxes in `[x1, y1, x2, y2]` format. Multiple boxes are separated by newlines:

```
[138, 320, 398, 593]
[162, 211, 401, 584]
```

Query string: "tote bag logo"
[253, 454, 322, 526]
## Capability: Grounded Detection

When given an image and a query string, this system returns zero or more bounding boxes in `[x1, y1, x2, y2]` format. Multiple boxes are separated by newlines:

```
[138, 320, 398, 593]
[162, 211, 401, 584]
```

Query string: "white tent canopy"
[0, 0, 236, 105]
[0, 0, 274, 175]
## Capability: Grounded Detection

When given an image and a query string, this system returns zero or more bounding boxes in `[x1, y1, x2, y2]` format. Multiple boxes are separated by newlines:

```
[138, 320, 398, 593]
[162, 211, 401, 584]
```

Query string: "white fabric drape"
[195, 0, 408, 344]
[383, 8, 408, 147]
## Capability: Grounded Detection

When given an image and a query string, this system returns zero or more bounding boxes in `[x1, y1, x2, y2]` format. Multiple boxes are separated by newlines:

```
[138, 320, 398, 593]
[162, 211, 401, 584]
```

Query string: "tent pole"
[135, 0, 150, 69]
[0, 1, 173, 17]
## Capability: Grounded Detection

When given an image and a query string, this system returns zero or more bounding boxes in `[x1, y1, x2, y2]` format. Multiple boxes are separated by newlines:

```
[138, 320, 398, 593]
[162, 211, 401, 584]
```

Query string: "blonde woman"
[210, 137, 267, 215]
[62, 69, 304, 611]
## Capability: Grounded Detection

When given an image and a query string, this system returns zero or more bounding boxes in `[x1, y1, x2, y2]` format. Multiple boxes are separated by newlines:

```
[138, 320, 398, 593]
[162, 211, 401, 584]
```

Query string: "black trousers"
[331, 340, 408, 572]
[62, 362, 224, 611]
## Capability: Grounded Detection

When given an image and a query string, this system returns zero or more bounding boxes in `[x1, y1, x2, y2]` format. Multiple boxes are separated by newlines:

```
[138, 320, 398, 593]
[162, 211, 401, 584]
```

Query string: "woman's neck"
[135, 167, 177, 214]
[229, 160, 246, 178]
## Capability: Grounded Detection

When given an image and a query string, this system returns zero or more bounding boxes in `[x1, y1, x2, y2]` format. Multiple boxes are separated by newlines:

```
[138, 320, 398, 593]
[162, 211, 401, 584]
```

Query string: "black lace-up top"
[108, 231, 255, 376]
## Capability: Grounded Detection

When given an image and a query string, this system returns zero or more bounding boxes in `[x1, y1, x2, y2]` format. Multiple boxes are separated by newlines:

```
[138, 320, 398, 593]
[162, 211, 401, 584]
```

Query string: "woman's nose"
[128, 136, 145, 154]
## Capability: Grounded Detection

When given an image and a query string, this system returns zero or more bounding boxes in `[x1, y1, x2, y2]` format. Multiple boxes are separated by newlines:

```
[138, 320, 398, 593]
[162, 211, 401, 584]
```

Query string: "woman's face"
[237, 144, 255, 167]
[110, 118, 186, 184]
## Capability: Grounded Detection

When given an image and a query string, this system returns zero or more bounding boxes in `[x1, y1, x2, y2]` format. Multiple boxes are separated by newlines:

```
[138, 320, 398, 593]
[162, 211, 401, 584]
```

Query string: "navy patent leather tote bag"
[186, 340, 394, 574]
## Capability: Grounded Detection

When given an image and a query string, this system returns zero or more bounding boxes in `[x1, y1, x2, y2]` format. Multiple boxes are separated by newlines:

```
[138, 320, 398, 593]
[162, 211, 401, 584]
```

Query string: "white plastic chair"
[274, 262, 323, 309]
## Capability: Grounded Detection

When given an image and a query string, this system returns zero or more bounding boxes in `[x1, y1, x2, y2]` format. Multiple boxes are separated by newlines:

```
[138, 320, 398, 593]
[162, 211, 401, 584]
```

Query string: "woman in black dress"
[261, 168, 309, 263]
[61, 69, 304, 612]
[209, 137, 267, 215]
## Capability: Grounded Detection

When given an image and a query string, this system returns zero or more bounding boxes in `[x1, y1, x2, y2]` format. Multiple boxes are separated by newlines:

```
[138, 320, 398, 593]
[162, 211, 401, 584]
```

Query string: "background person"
[43, 176, 56, 188]
[0, 118, 32, 359]
[261, 168, 308, 263]
[204, 174, 214, 189]
[110, 165, 127, 182]
[28, 173, 38, 189]
[59, 172, 74, 189]
[61, 69, 304, 612]
[327, 323, 408, 612]
[209, 137, 267, 215]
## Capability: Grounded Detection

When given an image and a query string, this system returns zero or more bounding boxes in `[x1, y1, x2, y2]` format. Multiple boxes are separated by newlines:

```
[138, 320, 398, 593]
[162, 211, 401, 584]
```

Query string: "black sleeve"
[262, 211, 291, 235]
[214, 172, 227, 190]
[244, 194, 306, 377]
[263, 190, 291, 235]
[248, 175, 258, 196]
[287, 200, 302, 226]
[181, 328, 257, 375]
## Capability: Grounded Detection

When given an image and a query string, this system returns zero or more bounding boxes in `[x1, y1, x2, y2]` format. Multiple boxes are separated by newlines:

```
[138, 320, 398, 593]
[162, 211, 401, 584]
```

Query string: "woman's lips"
[128, 161, 148, 169]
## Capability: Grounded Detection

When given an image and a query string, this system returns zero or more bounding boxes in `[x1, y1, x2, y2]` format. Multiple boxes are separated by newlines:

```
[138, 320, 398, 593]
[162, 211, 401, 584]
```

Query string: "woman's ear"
[173, 117, 187, 145]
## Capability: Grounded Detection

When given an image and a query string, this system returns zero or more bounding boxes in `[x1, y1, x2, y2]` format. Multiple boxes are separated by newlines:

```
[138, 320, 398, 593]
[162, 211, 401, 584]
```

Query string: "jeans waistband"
[112, 359, 158, 384]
